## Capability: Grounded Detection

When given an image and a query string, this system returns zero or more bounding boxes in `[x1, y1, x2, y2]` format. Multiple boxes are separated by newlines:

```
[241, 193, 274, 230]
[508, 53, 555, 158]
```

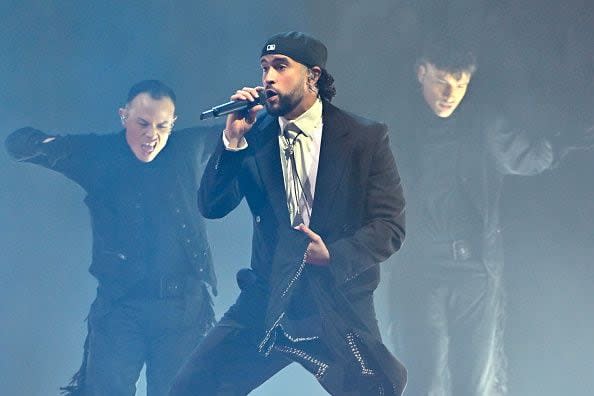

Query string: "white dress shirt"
[223, 98, 324, 226]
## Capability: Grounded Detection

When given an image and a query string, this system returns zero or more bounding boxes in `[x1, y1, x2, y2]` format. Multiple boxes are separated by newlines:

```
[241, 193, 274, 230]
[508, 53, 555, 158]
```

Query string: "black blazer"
[198, 101, 405, 295]
[199, 101, 407, 394]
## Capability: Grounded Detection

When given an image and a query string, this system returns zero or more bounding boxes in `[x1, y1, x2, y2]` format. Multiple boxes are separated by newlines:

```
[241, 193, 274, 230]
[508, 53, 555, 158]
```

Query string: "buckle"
[159, 277, 186, 299]
[452, 239, 472, 261]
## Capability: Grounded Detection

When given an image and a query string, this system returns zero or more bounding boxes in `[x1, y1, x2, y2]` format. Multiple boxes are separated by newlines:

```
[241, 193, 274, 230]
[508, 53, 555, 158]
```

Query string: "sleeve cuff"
[222, 130, 248, 151]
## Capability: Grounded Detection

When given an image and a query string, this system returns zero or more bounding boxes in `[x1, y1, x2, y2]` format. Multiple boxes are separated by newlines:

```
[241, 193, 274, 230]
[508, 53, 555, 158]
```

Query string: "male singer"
[171, 31, 407, 395]
[6, 80, 219, 396]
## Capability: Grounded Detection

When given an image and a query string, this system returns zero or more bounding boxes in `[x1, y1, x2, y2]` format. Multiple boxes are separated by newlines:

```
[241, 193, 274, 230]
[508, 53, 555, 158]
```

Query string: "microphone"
[200, 94, 267, 120]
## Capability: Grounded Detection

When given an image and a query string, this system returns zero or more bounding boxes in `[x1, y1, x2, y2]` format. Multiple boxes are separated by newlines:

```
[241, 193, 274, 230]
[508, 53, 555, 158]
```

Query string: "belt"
[127, 274, 198, 299]
[428, 239, 478, 261]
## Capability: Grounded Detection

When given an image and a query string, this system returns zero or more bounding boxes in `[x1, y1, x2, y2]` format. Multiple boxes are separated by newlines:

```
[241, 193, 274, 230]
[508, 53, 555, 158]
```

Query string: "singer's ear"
[307, 66, 322, 83]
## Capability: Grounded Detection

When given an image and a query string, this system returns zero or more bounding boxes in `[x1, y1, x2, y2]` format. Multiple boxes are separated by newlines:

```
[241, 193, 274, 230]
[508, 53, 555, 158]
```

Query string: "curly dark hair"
[316, 69, 337, 102]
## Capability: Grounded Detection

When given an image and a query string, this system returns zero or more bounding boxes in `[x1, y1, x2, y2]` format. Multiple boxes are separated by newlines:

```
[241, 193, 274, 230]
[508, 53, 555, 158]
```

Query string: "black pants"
[170, 275, 388, 396]
[82, 281, 213, 396]
[390, 258, 506, 396]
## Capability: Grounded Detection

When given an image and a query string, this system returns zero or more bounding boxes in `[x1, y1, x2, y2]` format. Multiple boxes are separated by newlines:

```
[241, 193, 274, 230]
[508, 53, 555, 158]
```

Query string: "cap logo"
[266, 44, 276, 51]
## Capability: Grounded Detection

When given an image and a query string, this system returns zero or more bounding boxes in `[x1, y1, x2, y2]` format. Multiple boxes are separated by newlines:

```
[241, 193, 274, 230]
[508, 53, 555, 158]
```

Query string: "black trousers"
[390, 257, 506, 396]
[81, 280, 213, 396]
[170, 275, 388, 396]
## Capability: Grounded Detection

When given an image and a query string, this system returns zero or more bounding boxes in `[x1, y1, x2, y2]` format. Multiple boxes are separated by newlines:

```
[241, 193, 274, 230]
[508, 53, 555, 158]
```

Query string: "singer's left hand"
[295, 224, 330, 266]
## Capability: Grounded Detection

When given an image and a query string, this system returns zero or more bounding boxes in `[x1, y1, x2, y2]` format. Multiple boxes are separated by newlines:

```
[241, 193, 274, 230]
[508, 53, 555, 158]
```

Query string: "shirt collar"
[278, 97, 323, 138]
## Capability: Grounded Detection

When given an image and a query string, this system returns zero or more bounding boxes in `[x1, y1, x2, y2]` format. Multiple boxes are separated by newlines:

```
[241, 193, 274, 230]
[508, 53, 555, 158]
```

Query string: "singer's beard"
[264, 86, 305, 117]
[265, 95, 297, 117]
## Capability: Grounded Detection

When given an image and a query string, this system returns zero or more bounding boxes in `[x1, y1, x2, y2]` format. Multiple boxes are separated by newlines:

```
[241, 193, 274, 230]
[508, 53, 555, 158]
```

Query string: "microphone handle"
[200, 95, 266, 120]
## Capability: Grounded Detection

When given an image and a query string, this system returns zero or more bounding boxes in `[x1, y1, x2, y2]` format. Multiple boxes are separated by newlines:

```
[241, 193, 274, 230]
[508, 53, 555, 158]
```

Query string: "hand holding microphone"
[201, 86, 266, 148]
[200, 86, 267, 120]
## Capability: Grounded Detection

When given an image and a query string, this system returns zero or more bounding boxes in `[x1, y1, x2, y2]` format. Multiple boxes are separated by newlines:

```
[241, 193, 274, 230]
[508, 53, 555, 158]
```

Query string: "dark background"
[1, 1, 592, 395]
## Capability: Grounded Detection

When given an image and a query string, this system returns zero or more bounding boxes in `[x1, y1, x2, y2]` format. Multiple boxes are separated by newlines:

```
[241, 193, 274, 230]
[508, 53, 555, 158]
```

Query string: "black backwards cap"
[261, 31, 327, 68]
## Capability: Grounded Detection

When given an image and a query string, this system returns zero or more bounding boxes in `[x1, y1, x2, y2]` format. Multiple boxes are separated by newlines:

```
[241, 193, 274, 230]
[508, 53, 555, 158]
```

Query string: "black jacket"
[199, 102, 407, 394]
[5, 126, 219, 300]
[395, 100, 554, 276]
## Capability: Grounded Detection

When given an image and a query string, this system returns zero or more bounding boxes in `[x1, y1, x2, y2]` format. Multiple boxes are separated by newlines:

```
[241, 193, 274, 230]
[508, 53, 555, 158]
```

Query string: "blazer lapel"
[250, 115, 292, 226]
[309, 103, 353, 231]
